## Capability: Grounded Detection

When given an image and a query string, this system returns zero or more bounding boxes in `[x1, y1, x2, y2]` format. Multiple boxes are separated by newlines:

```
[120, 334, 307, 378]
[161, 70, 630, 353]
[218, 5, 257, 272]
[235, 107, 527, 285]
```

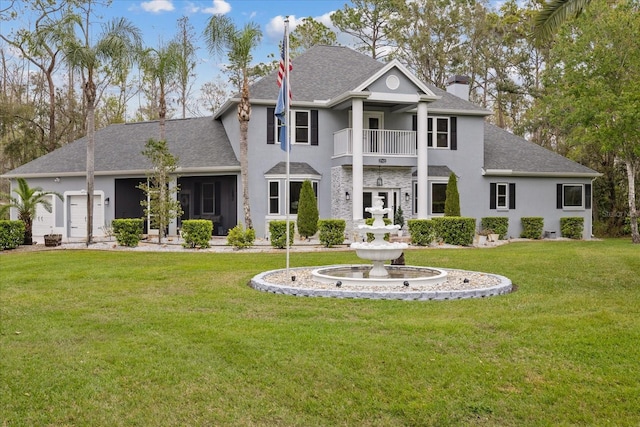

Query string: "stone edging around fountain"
[250, 267, 512, 301]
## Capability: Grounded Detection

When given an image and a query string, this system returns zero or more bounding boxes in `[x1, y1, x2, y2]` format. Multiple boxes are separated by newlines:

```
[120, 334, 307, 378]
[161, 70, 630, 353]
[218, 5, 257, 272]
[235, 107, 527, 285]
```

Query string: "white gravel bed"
[253, 265, 513, 301]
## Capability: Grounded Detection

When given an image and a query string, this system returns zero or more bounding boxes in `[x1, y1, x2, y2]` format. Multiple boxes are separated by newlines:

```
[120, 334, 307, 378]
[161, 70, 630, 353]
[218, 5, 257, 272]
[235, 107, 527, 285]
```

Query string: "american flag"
[276, 33, 292, 96]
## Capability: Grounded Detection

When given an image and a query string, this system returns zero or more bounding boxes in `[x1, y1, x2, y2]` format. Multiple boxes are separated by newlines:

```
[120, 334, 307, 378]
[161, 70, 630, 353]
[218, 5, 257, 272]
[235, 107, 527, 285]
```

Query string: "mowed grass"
[1, 240, 639, 426]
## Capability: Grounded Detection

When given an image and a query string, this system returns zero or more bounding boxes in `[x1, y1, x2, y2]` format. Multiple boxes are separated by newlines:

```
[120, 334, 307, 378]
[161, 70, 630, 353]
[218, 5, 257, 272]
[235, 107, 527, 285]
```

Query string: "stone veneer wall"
[331, 165, 414, 241]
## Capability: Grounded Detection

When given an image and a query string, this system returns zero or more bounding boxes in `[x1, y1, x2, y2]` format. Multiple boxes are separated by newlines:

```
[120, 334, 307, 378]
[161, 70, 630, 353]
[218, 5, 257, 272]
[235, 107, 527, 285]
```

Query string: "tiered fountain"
[250, 196, 512, 300]
[311, 196, 448, 286]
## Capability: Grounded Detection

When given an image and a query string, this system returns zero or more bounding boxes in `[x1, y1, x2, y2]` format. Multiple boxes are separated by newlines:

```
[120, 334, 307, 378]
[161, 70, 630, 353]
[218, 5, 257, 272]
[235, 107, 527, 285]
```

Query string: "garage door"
[32, 195, 55, 237]
[68, 195, 104, 238]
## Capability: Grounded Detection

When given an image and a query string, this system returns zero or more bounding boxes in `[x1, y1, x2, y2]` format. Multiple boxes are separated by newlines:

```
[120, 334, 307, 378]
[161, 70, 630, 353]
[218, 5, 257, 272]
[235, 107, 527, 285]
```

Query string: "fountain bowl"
[312, 264, 448, 287]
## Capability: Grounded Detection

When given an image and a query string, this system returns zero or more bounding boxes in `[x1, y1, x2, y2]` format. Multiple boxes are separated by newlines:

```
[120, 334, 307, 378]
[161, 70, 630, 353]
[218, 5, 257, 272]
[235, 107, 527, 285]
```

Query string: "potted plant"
[477, 228, 492, 246]
[394, 205, 405, 236]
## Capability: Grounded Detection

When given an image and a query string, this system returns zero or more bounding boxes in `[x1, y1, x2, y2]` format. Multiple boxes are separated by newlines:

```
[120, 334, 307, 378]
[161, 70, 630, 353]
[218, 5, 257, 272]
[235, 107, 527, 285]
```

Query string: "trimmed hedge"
[561, 217, 584, 239]
[0, 220, 25, 250]
[432, 216, 476, 246]
[318, 219, 345, 248]
[407, 219, 436, 246]
[227, 224, 255, 249]
[269, 220, 295, 249]
[364, 217, 392, 242]
[481, 217, 509, 239]
[181, 219, 213, 248]
[112, 219, 144, 247]
[521, 217, 543, 239]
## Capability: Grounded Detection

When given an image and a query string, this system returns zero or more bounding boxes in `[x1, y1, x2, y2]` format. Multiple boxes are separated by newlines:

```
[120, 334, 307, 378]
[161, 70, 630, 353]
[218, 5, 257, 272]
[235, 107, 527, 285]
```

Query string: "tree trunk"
[238, 78, 252, 230]
[626, 159, 639, 244]
[85, 79, 96, 246]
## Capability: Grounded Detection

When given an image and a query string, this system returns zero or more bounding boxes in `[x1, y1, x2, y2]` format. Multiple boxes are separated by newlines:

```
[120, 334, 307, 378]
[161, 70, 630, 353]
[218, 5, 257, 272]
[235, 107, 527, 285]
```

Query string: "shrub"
[520, 217, 544, 239]
[0, 220, 25, 250]
[227, 224, 255, 249]
[444, 172, 461, 216]
[407, 219, 436, 246]
[269, 220, 295, 249]
[561, 217, 584, 239]
[365, 217, 392, 242]
[318, 219, 345, 247]
[394, 205, 405, 229]
[433, 216, 475, 246]
[112, 219, 144, 247]
[623, 216, 640, 235]
[181, 220, 213, 248]
[296, 180, 319, 239]
[481, 217, 509, 239]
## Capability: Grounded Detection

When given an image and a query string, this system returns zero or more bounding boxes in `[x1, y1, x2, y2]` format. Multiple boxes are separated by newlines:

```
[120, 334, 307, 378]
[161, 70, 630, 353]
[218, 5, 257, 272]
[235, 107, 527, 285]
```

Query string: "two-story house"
[2, 45, 599, 241]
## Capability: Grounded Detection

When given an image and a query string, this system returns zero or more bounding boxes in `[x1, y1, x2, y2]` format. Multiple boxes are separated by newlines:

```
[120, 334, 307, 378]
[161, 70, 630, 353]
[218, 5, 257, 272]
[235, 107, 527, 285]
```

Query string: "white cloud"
[203, 0, 231, 15]
[265, 12, 338, 43]
[140, 0, 175, 13]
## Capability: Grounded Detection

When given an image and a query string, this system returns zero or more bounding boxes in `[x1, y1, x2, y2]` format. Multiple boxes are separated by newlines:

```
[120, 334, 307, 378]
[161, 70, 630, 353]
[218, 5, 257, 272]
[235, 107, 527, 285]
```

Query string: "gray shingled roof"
[4, 117, 238, 177]
[483, 123, 599, 176]
[264, 162, 321, 176]
[249, 45, 489, 114]
[412, 166, 453, 177]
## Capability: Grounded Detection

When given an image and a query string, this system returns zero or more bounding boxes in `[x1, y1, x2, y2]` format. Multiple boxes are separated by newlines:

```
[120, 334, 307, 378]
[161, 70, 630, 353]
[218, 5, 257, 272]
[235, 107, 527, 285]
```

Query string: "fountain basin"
[312, 264, 447, 287]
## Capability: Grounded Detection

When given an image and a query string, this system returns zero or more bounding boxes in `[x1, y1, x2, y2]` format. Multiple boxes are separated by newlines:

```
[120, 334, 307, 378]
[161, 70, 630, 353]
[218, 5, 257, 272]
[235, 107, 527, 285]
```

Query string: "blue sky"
[2, 0, 354, 116]
[109, 0, 353, 75]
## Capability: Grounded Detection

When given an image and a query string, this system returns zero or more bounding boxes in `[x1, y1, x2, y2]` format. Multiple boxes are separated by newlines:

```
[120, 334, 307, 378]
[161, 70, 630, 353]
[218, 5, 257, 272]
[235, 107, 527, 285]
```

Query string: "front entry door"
[363, 190, 399, 220]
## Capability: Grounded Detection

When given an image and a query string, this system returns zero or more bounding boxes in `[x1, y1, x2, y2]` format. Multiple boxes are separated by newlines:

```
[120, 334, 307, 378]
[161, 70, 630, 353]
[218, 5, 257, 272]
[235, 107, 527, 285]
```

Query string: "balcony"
[334, 129, 417, 157]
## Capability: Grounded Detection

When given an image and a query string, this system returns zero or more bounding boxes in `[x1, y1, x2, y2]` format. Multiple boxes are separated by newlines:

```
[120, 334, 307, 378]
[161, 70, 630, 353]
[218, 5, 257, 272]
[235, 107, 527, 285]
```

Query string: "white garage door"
[32, 195, 55, 237]
[68, 195, 104, 238]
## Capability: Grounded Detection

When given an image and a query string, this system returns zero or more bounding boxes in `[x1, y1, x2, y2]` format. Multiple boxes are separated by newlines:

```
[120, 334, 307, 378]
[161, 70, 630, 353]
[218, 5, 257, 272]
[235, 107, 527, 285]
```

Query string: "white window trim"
[428, 116, 450, 149]
[265, 178, 320, 218]
[268, 180, 280, 215]
[430, 180, 448, 216]
[496, 182, 509, 210]
[562, 184, 585, 210]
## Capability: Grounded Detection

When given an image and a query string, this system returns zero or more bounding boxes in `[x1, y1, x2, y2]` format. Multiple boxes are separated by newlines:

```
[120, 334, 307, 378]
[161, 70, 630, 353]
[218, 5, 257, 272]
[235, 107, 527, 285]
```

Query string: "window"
[490, 182, 516, 210]
[289, 180, 318, 214]
[276, 110, 311, 145]
[431, 182, 447, 215]
[202, 183, 214, 213]
[557, 183, 591, 210]
[267, 179, 319, 216]
[427, 117, 450, 148]
[268, 181, 279, 215]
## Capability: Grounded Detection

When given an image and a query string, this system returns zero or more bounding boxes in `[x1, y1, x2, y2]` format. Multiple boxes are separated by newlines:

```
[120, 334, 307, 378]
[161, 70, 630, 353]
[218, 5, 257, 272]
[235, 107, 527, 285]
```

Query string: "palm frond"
[533, 0, 592, 41]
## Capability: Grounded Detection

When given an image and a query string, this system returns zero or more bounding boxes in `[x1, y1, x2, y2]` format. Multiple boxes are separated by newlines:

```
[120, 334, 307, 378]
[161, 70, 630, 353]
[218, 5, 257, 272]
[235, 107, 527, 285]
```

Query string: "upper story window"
[269, 108, 318, 146]
[428, 117, 450, 149]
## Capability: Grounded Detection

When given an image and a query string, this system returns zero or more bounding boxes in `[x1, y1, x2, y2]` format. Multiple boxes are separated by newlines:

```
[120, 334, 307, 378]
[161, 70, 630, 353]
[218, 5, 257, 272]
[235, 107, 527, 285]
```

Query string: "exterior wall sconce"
[54, 177, 60, 183]
[405, 192, 410, 202]
[105, 197, 110, 206]
[376, 166, 383, 187]
[345, 191, 350, 201]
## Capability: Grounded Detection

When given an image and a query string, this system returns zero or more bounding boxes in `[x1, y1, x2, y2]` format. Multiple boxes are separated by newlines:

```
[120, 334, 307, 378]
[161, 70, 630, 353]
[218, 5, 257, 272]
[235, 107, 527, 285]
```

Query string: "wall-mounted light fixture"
[376, 166, 383, 187]
[54, 177, 60, 183]
[105, 197, 110, 206]
[405, 192, 410, 202]
[345, 191, 350, 201]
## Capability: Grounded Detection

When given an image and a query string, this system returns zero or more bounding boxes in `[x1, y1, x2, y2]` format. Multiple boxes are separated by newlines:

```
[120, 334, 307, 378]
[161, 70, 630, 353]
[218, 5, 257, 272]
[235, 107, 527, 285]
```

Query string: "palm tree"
[203, 16, 262, 230]
[0, 178, 62, 245]
[534, 0, 592, 40]
[64, 11, 141, 245]
[138, 42, 181, 141]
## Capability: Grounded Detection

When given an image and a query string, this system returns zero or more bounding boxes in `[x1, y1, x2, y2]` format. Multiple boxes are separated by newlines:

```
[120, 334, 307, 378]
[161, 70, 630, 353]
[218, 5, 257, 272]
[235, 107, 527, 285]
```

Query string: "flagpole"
[284, 17, 291, 279]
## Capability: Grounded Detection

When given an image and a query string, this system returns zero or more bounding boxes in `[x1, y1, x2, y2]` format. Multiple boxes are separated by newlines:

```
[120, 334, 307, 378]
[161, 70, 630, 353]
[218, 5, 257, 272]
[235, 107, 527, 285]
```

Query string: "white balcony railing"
[333, 128, 417, 157]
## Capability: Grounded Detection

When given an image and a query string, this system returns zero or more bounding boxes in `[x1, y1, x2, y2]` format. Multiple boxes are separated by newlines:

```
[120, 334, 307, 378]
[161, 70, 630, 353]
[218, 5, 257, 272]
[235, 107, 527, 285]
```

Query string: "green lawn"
[1, 240, 639, 426]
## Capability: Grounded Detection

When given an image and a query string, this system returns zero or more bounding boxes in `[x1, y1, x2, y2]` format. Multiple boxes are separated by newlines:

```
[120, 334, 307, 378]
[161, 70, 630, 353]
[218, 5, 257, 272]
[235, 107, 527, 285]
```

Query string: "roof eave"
[482, 169, 602, 178]
[2, 166, 242, 180]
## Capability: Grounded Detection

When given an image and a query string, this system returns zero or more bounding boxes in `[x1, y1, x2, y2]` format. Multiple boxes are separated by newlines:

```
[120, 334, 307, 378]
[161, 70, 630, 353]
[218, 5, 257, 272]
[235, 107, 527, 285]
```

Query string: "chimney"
[446, 75, 470, 102]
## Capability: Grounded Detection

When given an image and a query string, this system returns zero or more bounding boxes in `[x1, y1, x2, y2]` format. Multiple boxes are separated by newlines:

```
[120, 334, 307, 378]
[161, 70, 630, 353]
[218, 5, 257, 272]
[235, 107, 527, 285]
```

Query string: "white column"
[417, 101, 429, 218]
[352, 98, 364, 224]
